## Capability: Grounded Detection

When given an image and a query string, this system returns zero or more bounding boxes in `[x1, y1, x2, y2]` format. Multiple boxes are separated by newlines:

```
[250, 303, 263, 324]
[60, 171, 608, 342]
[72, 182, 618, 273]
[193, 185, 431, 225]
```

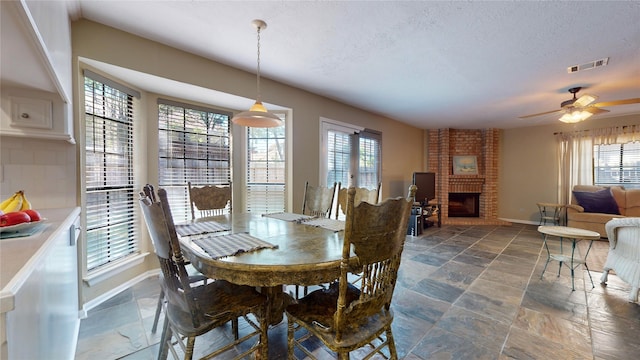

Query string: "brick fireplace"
[426, 128, 510, 225]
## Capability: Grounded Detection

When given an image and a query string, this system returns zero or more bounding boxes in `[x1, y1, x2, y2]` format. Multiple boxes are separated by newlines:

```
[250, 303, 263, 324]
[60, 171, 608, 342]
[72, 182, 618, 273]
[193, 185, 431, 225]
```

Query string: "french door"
[321, 118, 381, 190]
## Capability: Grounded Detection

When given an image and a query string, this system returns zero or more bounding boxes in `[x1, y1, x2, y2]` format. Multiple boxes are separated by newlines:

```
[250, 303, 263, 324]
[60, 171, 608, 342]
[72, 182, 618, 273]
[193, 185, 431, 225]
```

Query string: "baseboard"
[80, 269, 161, 316]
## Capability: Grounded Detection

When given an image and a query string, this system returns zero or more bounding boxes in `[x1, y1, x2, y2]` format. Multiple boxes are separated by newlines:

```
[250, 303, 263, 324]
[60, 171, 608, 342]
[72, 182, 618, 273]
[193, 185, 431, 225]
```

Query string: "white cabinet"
[0, 1, 74, 143]
[10, 96, 53, 129]
[0, 88, 73, 143]
[0, 208, 81, 360]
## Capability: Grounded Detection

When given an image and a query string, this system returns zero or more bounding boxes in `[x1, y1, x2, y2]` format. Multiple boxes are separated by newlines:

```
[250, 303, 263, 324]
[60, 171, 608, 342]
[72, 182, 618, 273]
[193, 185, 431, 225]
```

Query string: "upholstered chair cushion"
[572, 188, 620, 215]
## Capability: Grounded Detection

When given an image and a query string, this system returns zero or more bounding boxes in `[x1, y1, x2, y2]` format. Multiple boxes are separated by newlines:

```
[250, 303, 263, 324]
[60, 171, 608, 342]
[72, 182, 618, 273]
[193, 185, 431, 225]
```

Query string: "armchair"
[600, 217, 640, 303]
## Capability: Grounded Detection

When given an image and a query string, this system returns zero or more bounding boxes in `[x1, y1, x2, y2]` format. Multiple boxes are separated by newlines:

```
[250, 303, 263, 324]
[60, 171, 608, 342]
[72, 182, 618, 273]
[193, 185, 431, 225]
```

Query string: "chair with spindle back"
[286, 185, 415, 359]
[139, 184, 268, 359]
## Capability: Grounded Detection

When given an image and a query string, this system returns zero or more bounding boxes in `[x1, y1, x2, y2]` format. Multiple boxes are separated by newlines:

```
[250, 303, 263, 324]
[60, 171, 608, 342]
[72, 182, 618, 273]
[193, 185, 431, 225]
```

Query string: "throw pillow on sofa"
[572, 188, 621, 215]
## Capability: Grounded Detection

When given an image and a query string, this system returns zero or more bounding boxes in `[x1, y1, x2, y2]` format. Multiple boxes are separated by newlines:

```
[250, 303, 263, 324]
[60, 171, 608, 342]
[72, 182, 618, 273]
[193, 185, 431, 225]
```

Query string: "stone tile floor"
[75, 223, 640, 359]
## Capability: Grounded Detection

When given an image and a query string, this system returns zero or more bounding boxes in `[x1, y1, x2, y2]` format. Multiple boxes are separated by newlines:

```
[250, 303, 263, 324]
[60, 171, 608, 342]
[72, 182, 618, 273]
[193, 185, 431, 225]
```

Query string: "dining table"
[178, 212, 355, 325]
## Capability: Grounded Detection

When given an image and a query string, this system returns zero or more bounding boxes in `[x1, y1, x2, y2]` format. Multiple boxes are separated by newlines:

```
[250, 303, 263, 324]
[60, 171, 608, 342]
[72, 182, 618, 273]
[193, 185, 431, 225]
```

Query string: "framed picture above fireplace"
[452, 155, 478, 175]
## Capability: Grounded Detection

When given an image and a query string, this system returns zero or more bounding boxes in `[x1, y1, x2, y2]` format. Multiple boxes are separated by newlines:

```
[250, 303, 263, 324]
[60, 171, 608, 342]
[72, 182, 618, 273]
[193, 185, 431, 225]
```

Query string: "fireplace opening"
[448, 193, 480, 217]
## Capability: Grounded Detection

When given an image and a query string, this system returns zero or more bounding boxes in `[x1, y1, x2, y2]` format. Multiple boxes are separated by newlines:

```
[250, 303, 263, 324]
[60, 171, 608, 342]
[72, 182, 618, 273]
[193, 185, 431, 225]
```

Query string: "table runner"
[193, 233, 278, 260]
[175, 221, 230, 237]
[262, 212, 314, 222]
[300, 218, 345, 232]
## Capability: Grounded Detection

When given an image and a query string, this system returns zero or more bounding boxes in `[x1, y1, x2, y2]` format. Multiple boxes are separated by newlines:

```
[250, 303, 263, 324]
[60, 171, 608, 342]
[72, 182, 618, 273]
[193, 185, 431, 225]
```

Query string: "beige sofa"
[566, 185, 640, 238]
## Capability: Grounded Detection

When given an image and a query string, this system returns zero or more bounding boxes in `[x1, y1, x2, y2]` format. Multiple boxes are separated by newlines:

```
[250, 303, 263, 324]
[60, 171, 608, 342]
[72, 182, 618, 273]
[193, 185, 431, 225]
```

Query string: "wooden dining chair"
[295, 181, 338, 298]
[151, 181, 233, 334]
[286, 185, 416, 360]
[188, 181, 232, 219]
[139, 185, 268, 360]
[302, 181, 337, 218]
[334, 182, 381, 219]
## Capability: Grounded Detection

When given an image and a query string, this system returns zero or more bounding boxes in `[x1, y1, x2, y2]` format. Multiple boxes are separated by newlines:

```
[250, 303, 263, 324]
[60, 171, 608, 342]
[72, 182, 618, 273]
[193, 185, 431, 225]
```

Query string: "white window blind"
[158, 99, 231, 222]
[84, 75, 139, 271]
[358, 130, 381, 189]
[246, 122, 286, 213]
[594, 141, 640, 189]
[327, 130, 352, 187]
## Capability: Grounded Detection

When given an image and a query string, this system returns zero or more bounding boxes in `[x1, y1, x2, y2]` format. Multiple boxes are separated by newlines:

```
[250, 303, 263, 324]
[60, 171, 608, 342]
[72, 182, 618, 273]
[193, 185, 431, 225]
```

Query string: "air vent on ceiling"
[567, 57, 609, 73]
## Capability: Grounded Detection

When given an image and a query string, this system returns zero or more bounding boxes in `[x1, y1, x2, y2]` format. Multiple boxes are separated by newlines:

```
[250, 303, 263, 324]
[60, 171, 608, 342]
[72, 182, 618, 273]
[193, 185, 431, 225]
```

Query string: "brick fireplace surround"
[426, 128, 510, 226]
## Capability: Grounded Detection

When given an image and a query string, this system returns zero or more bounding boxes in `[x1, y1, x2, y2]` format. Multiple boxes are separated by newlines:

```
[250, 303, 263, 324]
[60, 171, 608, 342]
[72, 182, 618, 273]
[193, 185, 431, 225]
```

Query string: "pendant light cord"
[256, 25, 262, 103]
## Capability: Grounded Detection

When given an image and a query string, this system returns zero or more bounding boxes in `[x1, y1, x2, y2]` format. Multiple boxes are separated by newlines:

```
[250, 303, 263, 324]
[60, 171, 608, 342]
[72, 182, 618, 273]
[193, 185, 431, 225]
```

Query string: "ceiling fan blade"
[518, 109, 561, 119]
[573, 94, 598, 107]
[593, 98, 640, 107]
[584, 107, 609, 115]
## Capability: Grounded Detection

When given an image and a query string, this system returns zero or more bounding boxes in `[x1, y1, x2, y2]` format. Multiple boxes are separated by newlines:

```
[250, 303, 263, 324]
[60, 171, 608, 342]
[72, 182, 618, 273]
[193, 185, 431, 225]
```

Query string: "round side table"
[537, 225, 601, 291]
[536, 202, 565, 226]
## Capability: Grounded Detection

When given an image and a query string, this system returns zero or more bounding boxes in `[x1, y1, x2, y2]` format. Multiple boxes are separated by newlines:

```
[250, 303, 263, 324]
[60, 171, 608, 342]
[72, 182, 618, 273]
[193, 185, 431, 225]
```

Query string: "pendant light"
[231, 19, 283, 127]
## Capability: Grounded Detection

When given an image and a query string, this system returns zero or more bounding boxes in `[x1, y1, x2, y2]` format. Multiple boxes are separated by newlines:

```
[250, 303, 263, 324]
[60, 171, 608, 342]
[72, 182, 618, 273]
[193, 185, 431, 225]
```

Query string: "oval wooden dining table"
[179, 212, 355, 325]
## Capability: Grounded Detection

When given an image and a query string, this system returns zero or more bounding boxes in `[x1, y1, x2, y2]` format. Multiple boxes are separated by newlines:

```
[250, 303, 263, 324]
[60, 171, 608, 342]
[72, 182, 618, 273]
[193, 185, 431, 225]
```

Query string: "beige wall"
[499, 114, 640, 224]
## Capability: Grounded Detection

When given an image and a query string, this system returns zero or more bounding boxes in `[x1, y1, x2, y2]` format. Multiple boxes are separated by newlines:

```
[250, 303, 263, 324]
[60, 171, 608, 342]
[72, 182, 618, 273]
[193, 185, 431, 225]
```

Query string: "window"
[322, 119, 381, 189]
[84, 75, 138, 271]
[158, 99, 231, 222]
[246, 121, 286, 213]
[594, 141, 640, 189]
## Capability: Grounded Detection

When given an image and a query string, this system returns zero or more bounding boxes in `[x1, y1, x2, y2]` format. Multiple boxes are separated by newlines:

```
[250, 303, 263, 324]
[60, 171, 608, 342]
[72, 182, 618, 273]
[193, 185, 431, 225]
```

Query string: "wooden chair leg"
[386, 326, 398, 360]
[287, 320, 295, 359]
[185, 336, 196, 360]
[232, 317, 239, 340]
[151, 288, 165, 333]
[259, 310, 269, 359]
[158, 316, 170, 360]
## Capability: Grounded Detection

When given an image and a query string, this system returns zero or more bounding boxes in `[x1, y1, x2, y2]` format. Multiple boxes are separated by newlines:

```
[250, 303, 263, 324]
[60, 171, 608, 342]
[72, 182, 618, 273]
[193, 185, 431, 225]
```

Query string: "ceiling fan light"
[559, 110, 593, 123]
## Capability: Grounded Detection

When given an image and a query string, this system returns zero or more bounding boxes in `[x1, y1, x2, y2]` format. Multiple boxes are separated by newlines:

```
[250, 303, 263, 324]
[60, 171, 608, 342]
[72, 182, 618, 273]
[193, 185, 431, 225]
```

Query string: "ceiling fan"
[519, 87, 640, 123]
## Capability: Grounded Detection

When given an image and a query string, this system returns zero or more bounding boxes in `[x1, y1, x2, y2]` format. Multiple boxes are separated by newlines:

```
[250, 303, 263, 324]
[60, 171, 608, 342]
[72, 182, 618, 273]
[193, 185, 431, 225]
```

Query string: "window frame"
[593, 141, 640, 189]
[244, 115, 287, 214]
[157, 99, 233, 222]
[82, 72, 141, 275]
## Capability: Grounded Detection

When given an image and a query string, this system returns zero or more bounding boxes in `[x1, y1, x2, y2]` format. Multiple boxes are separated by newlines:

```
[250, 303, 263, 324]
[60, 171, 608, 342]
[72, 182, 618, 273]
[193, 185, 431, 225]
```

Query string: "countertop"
[0, 207, 80, 313]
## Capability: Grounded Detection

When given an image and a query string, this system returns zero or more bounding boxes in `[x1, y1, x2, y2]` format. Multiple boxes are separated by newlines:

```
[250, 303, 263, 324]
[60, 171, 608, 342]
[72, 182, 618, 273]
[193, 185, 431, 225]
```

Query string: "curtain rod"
[554, 125, 631, 136]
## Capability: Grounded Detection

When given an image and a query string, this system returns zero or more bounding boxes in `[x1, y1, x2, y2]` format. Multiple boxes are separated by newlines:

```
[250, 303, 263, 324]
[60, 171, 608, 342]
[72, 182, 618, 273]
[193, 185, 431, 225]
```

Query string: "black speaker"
[407, 206, 423, 236]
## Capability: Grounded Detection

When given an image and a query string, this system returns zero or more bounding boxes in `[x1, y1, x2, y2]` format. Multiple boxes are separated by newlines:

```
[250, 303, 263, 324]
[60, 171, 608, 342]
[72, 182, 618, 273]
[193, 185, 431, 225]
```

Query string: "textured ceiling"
[66, 1, 640, 128]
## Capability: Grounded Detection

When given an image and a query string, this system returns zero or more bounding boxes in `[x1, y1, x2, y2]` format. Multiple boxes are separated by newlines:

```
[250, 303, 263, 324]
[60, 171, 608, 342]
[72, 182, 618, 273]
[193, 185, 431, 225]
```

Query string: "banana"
[20, 192, 32, 211]
[2, 191, 23, 213]
[0, 193, 19, 212]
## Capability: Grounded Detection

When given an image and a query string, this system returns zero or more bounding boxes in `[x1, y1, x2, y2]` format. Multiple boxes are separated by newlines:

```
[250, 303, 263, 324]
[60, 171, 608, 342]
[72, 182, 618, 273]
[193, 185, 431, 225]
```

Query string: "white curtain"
[556, 124, 640, 205]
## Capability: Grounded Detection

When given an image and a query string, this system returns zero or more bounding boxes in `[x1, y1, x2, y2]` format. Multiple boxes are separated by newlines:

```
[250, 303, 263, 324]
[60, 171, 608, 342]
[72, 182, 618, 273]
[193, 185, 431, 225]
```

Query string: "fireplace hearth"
[448, 193, 480, 217]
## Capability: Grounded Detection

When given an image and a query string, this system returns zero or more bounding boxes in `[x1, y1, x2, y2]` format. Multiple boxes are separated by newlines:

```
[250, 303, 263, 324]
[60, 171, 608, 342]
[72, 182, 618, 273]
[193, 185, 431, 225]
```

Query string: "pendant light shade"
[232, 19, 283, 128]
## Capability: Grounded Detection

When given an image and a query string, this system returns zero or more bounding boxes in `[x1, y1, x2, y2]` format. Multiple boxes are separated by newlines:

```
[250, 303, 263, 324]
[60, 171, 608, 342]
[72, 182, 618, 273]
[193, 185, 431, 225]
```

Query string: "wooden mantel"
[449, 175, 485, 193]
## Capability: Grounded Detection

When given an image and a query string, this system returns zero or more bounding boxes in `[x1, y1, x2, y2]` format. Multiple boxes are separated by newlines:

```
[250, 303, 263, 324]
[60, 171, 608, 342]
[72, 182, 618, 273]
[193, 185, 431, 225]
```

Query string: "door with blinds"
[321, 119, 381, 191]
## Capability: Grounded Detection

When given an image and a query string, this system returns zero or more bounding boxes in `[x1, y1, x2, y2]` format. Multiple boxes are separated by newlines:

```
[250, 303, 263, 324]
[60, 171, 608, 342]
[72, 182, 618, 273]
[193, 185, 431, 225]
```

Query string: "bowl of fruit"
[0, 191, 45, 234]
